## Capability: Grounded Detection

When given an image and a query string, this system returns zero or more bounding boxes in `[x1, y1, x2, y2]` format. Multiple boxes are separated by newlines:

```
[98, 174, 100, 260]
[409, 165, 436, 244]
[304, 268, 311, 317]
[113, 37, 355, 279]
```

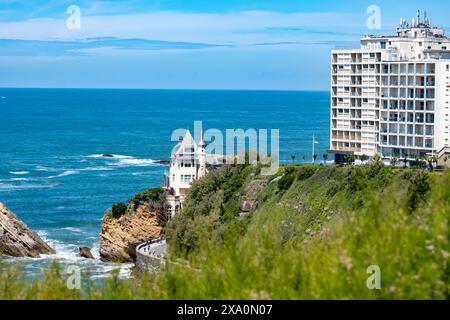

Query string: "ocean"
[0, 88, 330, 278]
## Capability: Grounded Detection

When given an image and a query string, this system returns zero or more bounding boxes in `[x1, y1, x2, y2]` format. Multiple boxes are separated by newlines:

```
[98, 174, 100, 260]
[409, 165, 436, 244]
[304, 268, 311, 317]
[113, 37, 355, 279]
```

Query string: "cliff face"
[99, 203, 166, 262]
[0, 203, 55, 257]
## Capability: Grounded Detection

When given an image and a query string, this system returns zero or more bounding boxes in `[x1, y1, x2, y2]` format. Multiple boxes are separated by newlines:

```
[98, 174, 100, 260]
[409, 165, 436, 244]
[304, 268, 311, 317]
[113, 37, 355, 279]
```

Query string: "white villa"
[163, 130, 208, 217]
[330, 11, 450, 164]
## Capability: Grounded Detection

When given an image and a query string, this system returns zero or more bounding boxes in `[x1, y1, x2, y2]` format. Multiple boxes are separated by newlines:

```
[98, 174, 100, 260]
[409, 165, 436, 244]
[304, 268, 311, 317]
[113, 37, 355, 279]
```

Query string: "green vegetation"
[107, 187, 166, 219]
[129, 187, 165, 208]
[0, 164, 448, 300]
[110, 203, 127, 218]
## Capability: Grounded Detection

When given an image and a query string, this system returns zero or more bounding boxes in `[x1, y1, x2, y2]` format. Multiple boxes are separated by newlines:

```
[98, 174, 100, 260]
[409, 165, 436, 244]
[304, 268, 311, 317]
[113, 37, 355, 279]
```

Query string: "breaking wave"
[48, 170, 80, 179]
[87, 154, 159, 167]
[9, 171, 30, 175]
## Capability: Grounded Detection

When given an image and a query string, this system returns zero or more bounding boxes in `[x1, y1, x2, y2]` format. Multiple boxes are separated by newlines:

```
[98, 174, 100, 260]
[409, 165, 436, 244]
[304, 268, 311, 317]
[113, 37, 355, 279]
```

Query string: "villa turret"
[164, 130, 208, 217]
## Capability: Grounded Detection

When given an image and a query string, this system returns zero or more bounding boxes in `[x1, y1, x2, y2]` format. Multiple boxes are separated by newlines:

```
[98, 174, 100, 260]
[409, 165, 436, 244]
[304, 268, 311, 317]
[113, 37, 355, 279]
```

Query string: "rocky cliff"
[0, 203, 55, 257]
[99, 191, 167, 262]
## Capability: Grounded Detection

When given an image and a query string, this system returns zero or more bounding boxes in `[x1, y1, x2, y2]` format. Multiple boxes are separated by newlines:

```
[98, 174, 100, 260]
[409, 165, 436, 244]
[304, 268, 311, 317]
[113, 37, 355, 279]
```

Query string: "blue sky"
[1, 0, 449, 90]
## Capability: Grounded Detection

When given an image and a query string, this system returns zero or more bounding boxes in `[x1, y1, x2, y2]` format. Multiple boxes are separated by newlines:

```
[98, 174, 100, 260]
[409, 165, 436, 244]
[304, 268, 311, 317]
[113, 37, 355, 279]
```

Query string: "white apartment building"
[330, 11, 450, 163]
[163, 130, 207, 217]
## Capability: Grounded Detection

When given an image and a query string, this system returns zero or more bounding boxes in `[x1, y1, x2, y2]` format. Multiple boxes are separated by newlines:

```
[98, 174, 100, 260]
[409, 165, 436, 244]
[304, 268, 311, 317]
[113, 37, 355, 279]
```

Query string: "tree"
[322, 152, 328, 164]
[360, 154, 369, 162]
[291, 154, 296, 164]
[344, 154, 355, 164]
[373, 154, 382, 163]
[391, 156, 399, 167]
[426, 156, 434, 172]
[415, 155, 421, 168]
[313, 153, 318, 164]
[432, 155, 439, 168]
[403, 155, 408, 169]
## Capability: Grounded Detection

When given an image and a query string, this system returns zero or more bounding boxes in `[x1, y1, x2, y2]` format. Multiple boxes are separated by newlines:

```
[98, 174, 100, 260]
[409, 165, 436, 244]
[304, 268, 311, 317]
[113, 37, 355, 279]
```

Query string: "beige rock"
[0, 203, 55, 257]
[99, 204, 166, 262]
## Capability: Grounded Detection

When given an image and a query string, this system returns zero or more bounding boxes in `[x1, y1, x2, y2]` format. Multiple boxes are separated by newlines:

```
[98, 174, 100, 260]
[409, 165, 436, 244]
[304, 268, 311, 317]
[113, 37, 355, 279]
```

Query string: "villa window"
[180, 175, 195, 184]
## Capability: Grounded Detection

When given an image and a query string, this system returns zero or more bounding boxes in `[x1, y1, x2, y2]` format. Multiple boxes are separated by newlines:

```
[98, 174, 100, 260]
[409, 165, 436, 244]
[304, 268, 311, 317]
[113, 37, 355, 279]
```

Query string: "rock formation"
[99, 204, 166, 262]
[0, 203, 55, 257]
[79, 246, 94, 259]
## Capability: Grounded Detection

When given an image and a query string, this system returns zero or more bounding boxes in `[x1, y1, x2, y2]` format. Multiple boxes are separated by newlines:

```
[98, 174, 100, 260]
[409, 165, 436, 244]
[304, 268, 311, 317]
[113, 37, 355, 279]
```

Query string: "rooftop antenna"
[424, 11, 430, 26]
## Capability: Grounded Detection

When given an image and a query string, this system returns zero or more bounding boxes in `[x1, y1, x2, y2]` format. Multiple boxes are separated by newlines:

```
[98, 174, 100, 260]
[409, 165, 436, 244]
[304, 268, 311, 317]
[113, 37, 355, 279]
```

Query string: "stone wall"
[135, 239, 166, 273]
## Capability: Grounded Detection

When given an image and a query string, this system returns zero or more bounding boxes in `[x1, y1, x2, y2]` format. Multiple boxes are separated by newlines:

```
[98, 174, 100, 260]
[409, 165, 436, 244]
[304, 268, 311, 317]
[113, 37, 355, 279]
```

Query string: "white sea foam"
[0, 183, 57, 191]
[80, 166, 112, 172]
[87, 153, 159, 167]
[60, 227, 84, 233]
[110, 158, 157, 167]
[10, 178, 31, 181]
[48, 170, 80, 179]
[35, 165, 57, 172]
[35, 231, 132, 278]
[131, 171, 161, 176]
[10, 171, 30, 175]
[0, 177, 32, 182]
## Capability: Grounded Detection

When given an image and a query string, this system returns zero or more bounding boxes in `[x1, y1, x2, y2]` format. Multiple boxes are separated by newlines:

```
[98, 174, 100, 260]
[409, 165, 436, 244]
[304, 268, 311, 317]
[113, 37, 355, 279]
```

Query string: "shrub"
[405, 171, 430, 214]
[296, 166, 316, 181]
[277, 172, 296, 192]
[111, 203, 127, 218]
[129, 187, 165, 208]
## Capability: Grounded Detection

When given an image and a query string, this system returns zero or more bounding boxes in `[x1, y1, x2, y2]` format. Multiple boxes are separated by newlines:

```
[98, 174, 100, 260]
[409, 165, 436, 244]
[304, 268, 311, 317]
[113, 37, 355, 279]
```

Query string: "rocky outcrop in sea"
[99, 201, 167, 262]
[0, 202, 55, 257]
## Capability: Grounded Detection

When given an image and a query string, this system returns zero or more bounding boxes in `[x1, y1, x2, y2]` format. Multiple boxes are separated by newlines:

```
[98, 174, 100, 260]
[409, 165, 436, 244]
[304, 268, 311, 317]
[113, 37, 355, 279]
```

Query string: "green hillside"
[1, 163, 448, 299]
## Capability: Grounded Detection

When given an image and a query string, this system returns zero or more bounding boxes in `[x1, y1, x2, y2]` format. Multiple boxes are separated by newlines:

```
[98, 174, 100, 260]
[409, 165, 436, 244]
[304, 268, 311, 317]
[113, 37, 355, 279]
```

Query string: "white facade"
[163, 130, 207, 217]
[331, 11, 450, 162]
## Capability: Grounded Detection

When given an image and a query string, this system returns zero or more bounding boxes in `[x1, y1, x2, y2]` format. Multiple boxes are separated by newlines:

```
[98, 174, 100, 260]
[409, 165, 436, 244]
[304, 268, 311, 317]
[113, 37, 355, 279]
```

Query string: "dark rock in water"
[79, 246, 94, 259]
[154, 159, 170, 165]
[0, 203, 55, 258]
[102, 154, 114, 158]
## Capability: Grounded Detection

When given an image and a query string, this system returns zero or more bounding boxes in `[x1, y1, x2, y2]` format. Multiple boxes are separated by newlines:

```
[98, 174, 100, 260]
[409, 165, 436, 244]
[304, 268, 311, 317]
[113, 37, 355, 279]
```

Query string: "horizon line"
[0, 87, 330, 92]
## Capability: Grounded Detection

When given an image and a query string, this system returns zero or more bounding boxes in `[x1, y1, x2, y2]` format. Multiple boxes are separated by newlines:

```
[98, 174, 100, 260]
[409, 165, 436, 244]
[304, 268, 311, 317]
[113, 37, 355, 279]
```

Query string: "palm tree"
[391, 156, 399, 167]
[322, 152, 328, 164]
[291, 154, 296, 164]
[313, 153, 318, 164]
[426, 156, 434, 171]
[373, 154, 382, 163]
[415, 155, 422, 168]
[432, 155, 439, 168]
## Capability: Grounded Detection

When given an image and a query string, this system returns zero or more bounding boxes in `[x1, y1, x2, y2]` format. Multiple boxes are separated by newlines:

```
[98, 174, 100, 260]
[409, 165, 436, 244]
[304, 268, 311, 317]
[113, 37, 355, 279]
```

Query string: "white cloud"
[0, 10, 362, 45]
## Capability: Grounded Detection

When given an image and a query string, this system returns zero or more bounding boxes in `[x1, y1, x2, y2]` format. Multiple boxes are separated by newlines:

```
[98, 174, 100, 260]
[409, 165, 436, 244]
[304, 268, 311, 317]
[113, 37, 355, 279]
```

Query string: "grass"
[0, 164, 448, 299]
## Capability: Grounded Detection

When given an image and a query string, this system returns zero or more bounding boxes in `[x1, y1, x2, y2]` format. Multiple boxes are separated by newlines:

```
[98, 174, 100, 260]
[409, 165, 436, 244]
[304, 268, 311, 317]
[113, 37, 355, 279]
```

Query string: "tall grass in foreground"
[0, 167, 448, 299]
[153, 169, 449, 299]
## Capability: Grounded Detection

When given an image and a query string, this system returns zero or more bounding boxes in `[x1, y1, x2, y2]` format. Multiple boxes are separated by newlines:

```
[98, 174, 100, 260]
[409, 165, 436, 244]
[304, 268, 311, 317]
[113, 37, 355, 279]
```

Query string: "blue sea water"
[0, 88, 330, 278]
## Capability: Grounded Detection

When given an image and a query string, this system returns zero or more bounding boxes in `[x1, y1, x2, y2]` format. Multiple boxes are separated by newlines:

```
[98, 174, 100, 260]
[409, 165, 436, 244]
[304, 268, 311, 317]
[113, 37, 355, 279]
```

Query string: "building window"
[180, 175, 194, 184]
